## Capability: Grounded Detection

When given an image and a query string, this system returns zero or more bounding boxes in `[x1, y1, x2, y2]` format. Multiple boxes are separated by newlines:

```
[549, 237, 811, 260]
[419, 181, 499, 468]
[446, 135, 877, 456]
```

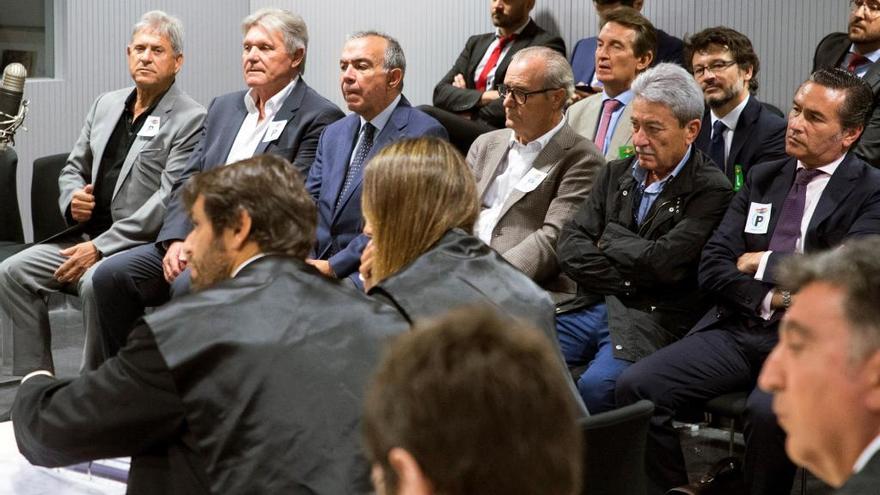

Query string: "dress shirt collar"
[359, 94, 401, 134]
[509, 113, 566, 149]
[795, 152, 845, 177]
[244, 77, 298, 115]
[231, 253, 269, 278]
[848, 43, 880, 64]
[853, 434, 880, 474]
[495, 18, 530, 37]
[710, 93, 750, 132]
[601, 88, 634, 107]
[632, 145, 692, 190]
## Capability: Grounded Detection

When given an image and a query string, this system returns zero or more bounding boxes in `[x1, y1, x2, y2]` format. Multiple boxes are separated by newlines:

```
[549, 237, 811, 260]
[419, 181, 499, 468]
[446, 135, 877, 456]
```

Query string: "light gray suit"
[566, 92, 634, 162]
[0, 82, 205, 375]
[467, 123, 604, 302]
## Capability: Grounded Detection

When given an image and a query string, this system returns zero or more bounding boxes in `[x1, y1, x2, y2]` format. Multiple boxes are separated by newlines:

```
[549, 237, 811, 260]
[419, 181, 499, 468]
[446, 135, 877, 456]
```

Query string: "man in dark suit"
[570, 0, 683, 101]
[616, 69, 880, 495]
[305, 31, 446, 284]
[12, 156, 409, 495]
[420, 0, 565, 153]
[814, 0, 880, 166]
[90, 8, 343, 362]
[757, 238, 880, 495]
[689, 26, 786, 185]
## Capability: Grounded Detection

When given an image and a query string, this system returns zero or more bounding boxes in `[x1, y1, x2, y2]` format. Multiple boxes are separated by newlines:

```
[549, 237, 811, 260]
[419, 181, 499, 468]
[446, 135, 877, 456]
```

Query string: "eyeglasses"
[498, 84, 558, 105]
[692, 60, 738, 79]
[852, 0, 880, 16]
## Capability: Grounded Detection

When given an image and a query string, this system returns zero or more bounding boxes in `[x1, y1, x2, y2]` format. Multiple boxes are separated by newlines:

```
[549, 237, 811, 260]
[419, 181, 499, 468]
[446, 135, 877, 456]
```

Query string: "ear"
[289, 47, 305, 71]
[862, 350, 880, 412]
[633, 0, 645, 10]
[388, 447, 433, 495]
[741, 64, 754, 87]
[227, 208, 253, 251]
[841, 125, 864, 150]
[387, 67, 403, 90]
[173, 52, 184, 75]
[636, 51, 654, 72]
[683, 118, 702, 145]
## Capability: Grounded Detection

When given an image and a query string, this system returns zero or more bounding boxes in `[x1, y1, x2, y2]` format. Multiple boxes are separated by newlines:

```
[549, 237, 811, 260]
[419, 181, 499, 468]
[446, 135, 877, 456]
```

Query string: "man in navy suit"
[688, 26, 786, 185]
[90, 8, 343, 363]
[305, 31, 446, 284]
[616, 69, 880, 495]
[570, 0, 683, 102]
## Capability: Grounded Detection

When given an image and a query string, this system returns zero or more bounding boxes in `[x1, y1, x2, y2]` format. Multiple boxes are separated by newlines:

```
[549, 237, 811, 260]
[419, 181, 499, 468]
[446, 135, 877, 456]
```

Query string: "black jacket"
[557, 149, 732, 361]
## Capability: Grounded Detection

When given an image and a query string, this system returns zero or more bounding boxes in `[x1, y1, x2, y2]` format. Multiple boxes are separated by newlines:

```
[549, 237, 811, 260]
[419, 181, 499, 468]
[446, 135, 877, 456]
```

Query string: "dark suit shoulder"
[813, 32, 849, 70]
[301, 83, 344, 116]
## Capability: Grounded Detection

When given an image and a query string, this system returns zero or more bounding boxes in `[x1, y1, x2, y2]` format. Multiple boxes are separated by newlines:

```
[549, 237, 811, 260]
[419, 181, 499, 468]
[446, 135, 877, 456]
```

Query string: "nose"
[631, 125, 649, 147]
[787, 110, 804, 134]
[757, 344, 784, 394]
[245, 46, 260, 61]
[341, 65, 357, 82]
[181, 233, 195, 261]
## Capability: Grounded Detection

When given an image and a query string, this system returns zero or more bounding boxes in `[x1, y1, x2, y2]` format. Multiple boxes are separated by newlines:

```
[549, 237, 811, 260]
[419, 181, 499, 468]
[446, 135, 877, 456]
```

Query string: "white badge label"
[138, 116, 161, 137]
[744, 202, 772, 234]
[515, 168, 548, 193]
[263, 120, 287, 142]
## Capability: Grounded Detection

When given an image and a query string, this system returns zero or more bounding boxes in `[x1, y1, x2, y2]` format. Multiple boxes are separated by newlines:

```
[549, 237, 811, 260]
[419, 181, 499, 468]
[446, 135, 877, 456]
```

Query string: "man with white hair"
[0, 10, 206, 376]
[90, 8, 344, 365]
[556, 63, 732, 413]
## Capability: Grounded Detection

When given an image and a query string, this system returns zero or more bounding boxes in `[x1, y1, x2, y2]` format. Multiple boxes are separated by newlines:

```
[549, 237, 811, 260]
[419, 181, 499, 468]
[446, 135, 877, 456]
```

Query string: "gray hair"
[631, 63, 705, 126]
[242, 8, 309, 74]
[132, 10, 184, 54]
[348, 31, 407, 74]
[511, 46, 575, 104]
[778, 237, 880, 363]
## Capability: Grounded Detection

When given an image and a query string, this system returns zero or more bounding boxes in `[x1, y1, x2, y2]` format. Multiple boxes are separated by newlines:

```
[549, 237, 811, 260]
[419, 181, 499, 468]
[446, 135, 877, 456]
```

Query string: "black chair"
[580, 399, 654, 495]
[30, 153, 69, 242]
[0, 148, 25, 262]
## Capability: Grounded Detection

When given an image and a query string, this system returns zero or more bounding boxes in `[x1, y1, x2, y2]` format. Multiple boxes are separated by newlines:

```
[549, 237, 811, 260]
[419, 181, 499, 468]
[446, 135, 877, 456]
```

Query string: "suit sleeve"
[12, 323, 185, 467]
[58, 94, 101, 224]
[92, 103, 207, 255]
[501, 142, 602, 282]
[289, 104, 345, 176]
[432, 36, 485, 114]
[305, 129, 328, 201]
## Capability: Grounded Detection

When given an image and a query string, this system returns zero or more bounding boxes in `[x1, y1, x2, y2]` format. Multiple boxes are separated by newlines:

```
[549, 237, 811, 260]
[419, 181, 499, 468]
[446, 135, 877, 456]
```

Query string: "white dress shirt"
[225, 77, 298, 164]
[853, 434, 880, 474]
[710, 93, 750, 165]
[473, 19, 529, 90]
[476, 116, 565, 244]
[756, 154, 845, 318]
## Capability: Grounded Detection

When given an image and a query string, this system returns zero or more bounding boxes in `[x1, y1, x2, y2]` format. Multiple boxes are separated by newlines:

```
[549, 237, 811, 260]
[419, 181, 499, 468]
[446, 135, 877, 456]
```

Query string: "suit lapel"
[254, 79, 305, 155]
[805, 153, 860, 247]
[727, 96, 760, 173]
[90, 90, 129, 184]
[476, 131, 511, 198]
[606, 102, 633, 160]
[213, 93, 249, 166]
[468, 33, 497, 80]
[327, 115, 362, 222]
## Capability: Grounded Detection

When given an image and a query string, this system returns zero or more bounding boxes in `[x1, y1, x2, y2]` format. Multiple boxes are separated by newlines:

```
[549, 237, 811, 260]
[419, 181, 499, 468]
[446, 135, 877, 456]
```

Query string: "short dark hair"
[182, 154, 316, 259]
[685, 26, 760, 93]
[602, 7, 657, 60]
[594, 0, 637, 6]
[807, 68, 875, 131]
[363, 306, 582, 495]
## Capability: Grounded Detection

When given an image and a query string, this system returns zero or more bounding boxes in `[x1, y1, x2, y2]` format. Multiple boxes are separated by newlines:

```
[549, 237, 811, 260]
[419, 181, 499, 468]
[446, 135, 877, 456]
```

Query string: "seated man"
[616, 69, 880, 495]
[566, 8, 654, 161]
[364, 306, 582, 495]
[570, 0, 683, 100]
[305, 31, 446, 285]
[814, 0, 880, 166]
[90, 8, 343, 363]
[12, 155, 409, 495]
[556, 63, 732, 414]
[421, 0, 564, 154]
[0, 11, 206, 375]
[688, 26, 786, 185]
[759, 238, 880, 494]
[467, 47, 603, 302]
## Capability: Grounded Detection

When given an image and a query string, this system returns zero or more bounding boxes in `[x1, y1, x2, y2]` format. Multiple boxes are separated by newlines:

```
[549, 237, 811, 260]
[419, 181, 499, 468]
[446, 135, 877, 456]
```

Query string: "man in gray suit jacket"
[757, 238, 880, 495]
[0, 11, 205, 376]
[467, 47, 603, 302]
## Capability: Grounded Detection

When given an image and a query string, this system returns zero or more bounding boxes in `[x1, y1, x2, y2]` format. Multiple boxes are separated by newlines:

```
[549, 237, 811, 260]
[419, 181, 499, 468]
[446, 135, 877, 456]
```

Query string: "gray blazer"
[467, 123, 604, 300]
[58, 82, 206, 256]
[566, 92, 634, 162]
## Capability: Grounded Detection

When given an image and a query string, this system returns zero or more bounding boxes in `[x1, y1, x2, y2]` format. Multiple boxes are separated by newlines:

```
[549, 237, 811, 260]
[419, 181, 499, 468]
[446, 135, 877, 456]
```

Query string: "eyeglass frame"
[692, 59, 739, 79]
[852, 0, 880, 17]
[497, 84, 560, 105]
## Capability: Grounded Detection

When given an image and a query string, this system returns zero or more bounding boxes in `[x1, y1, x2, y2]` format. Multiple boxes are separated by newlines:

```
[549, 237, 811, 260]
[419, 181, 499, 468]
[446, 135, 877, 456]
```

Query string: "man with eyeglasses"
[567, 8, 655, 161]
[688, 26, 787, 186]
[814, 0, 880, 166]
[467, 46, 603, 303]
[555, 63, 732, 414]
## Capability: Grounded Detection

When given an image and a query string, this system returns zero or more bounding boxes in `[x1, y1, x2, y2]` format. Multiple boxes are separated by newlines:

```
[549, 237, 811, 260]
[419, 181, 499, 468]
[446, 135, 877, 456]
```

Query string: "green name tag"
[618, 145, 635, 159]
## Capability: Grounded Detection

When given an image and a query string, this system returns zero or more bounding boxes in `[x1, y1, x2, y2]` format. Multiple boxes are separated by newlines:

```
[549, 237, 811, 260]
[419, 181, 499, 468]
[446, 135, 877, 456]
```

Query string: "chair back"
[580, 399, 654, 495]
[31, 153, 69, 242]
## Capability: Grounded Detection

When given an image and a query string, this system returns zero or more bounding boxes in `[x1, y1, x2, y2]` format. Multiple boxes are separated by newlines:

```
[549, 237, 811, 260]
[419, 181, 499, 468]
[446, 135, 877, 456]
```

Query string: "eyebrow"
[780, 319, 813, 340]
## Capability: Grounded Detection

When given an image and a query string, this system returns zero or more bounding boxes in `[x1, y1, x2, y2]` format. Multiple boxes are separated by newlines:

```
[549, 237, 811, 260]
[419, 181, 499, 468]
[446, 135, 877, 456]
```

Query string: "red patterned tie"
[847, 52, 870, 73]
[475, 34, 516, 92]
[593, 98, 622, 153]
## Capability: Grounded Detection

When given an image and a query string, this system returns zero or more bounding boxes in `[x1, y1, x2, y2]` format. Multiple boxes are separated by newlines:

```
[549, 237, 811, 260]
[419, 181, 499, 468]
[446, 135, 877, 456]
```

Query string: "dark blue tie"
[709, 120, 727, 172]
[336, 122, 375, 211]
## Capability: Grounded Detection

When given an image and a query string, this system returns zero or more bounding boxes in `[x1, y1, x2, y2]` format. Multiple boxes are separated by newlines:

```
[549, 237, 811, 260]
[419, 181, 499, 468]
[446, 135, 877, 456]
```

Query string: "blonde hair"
[362, 137, 479, 283]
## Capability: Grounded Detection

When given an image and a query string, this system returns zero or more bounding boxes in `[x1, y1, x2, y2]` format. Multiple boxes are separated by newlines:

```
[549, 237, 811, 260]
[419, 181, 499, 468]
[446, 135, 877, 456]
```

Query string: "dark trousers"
[91, 242, 191, 362]
[615, 320, 795, 495]
[418, 105, 497, 155]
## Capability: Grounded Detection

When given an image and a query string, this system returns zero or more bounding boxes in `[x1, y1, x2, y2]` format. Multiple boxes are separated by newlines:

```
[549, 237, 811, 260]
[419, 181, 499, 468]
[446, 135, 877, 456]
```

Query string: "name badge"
[138, 116, 161, 137]
[263, 120, 287, 142]
[515, 168, 548, 193]
[744, 202, 772, 234]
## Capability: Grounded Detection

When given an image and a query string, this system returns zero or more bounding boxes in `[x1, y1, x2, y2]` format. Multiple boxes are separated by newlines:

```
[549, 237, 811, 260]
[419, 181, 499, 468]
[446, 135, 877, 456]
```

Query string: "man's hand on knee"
[55, 241, 100, 284]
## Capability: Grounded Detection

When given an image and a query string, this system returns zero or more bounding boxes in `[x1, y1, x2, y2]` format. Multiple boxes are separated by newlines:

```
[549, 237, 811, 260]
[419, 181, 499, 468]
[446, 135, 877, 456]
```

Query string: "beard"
[705, 79, 744, 110]
[850, 16, 880, 44]
[189, 237, 234, 291]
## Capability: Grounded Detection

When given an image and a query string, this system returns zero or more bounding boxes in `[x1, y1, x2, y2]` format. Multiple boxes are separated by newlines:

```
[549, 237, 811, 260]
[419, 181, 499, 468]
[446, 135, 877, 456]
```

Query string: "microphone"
[0, 62, 28, 151]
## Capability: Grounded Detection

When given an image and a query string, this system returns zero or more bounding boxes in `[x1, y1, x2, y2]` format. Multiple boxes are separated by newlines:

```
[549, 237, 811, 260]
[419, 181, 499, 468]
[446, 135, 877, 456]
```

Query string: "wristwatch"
[781, 290, 792, 309]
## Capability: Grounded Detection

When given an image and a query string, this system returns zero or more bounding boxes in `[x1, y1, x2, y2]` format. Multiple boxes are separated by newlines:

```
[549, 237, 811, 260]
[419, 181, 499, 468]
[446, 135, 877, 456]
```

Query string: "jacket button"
[624, 281, 631, 287]
[715, 313, 722, 319]
[615, 344, 623, 350]
[622, 190, 628, 196]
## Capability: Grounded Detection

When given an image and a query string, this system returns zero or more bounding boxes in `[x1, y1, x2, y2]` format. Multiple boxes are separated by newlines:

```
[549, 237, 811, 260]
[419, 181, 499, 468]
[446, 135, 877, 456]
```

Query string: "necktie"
[847, 52, 870, 74]
[336, 122, 375, 211]
[476, 35, 515, 92]
[593, 98, 621, 154]
[767, 168, 825, 253]
[709, 120, 728, 172]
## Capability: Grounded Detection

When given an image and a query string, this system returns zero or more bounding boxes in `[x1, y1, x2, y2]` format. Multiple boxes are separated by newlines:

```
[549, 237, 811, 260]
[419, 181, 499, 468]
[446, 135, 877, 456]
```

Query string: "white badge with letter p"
[745, 202, 772, 234]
